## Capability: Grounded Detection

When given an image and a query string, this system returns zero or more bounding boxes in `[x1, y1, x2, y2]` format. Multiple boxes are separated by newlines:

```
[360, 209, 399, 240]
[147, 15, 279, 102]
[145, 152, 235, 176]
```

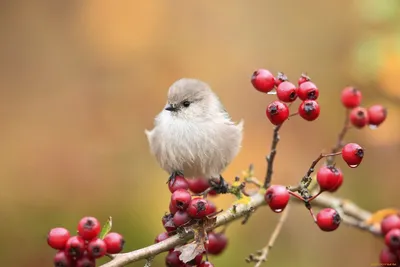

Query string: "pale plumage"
[145, 78, 243, 179]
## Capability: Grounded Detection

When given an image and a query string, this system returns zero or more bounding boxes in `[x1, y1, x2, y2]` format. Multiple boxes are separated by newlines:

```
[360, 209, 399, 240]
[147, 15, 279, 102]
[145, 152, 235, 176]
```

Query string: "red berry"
[297, 81, 319, 100]
[341, 143, 364, 168]
[104, 232, 125, 254]
[381, 214, 400, 235]
[187, 178, 210, 194]
[168, 176, 189, 193]
[171, 189, 192, 211]
[276, 81, 298, 103]
[87, 238, 107, 258]
[251, 69, 276, 93]
[53, 251, 74, 267]
[75, 255, 95, 267]
[298, 73, 311, 85]
[162, 213, 176, 232]
[169, 201, 179, 214]
[207, 232, 228, 255]
[266, 101, 289, 125]
[341, 86, 362, 108]
[65, 236, 85, 258]
[298, 100, 320, 121]
[199, 261, 215, 267]
[349, 107, 369, 128]
[316, 166, 344, 192]
[385, 229, 400, 250]
[173, 210, 191, 227]
[367, 105, 387, 127]
[47, 227, 71, 250]
[379, 247, 398, 265]
[155, 232, 169, 243]
[187, 198, 213, 219]
[274, 72, 288, 87]
[77, 217, 101, 241]
[187, 254, 203, 266]
[264, 185, 290, 213]
[165, 251, 184, 267]
[316, 208, 341, 231]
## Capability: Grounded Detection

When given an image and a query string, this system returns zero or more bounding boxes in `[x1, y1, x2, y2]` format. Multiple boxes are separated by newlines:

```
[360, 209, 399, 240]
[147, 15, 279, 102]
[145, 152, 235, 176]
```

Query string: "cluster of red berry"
[380, 214, 400, 265]
[156, 176, 228, 267]
[251, 69, 387, 233]
[47, 217, 124, 267]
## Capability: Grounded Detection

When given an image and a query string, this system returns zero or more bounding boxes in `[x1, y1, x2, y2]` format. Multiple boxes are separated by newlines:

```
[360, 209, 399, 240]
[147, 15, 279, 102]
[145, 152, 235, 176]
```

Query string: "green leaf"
[99, 216, 113, 239]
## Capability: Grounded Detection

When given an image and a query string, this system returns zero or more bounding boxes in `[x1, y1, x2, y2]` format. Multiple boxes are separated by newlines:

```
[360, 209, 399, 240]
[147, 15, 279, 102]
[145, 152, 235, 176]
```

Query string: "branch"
[246, 205, 291, 266]
[326, 109, 351, 165]
[264, 124, 283, 188]
[100, 189, 378, 267]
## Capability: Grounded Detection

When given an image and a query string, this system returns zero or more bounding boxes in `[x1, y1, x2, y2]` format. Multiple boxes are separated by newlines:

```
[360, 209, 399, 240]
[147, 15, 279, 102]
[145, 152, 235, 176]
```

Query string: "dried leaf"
[364, 208, 400, 226]
[175, 241, 205, 263]
[203, 216, 217, 230]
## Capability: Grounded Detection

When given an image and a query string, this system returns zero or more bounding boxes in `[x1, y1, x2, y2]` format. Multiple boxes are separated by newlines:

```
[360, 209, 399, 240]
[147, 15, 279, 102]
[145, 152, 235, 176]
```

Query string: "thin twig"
[264, 124, 283, 188]
[246, 205, 291, 267]
[327, 109, 351, 165]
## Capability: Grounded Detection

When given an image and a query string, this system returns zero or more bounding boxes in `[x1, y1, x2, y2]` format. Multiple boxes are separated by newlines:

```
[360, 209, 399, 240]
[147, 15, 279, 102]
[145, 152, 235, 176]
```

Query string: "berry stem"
[288, 112, 299, 118]
[263, 124, 283, 189]
[288, 191, 305, 201]
[327, 108, 351, 165]
[246, 205, 291, 267]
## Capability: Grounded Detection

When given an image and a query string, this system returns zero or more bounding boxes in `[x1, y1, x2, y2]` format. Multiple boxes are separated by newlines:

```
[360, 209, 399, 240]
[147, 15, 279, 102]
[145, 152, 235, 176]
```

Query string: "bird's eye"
[182, 101, 191, 107]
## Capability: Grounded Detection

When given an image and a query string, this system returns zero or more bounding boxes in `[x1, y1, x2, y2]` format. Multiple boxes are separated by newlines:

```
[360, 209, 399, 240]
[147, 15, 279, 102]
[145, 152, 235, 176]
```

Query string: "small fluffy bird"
[145, 78, 243, 190]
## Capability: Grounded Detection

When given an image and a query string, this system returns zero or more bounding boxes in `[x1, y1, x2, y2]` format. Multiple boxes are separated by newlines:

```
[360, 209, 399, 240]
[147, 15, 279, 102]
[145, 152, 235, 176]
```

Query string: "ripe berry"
[87, 238, 107, 258]
[379, 247, 398, 265]
[77, 217, 101, 241]
[264, 185, 290, 213]
[274, 72, 288, 87]
[266, 101, 289, 125]
[381, 214, 400, 235]
[276, 81, 298, 103]
[297, 81, 319, 100]
[367, 105, 387, 127]
[187, 198, 213, 219]
[251, 69, 276, 93]
[341, 143, 364, 168]
[173, 210, 191, 227]
[53, 251, 74, 267]
[104, 232, 125, 254]
[316, 166, 343, 192]
[65, 236, 85, 258]
[187, 254, 203, 266]
[385, 229, 400, 250]
[187, 178, 210, 194]
[75, 255, 95, 267]
[341, 86, 362, 108]
[169, 201, 178, 214]
[199, 261, 215, 267]
[171, 189, 192, 211]
[162, 213, 176, 232]
[349, 107, 369, 128]
[298, 73, 311, 85]
[168, 175, 189, 193]
[298, 100, 320, 121]
[47, 227, 71, 250]
[165, 251, 184, 267]
[207, 232, 228, 255]
[155, 232, 169, 243]
[316, 208, 341, 231]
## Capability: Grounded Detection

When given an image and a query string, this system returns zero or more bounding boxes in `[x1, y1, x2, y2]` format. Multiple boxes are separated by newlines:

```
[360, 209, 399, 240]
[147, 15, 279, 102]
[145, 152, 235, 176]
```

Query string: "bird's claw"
[209, 175, 229, 194]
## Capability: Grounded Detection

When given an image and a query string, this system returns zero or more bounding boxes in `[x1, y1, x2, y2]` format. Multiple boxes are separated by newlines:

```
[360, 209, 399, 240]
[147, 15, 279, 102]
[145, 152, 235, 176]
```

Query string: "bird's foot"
[167, 171, 184, 184]
[209, 175, 229, 194]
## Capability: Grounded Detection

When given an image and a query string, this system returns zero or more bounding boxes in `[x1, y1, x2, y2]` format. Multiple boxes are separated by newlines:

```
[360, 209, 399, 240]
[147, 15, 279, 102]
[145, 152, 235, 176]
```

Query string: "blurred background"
[0, 1, 399, 266]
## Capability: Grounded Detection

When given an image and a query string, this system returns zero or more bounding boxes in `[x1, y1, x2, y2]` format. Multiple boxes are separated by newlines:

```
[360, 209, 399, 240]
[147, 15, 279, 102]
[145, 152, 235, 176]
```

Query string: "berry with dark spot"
[275, 72, 288, 87]
[87, 238, 107, 258]
[342, 143, 364, 168]
[187, 198, 213, 219]
[298, 81, 319, 100]
[276, 81, 298, 103]
[266, 101, 289, 126]
[171, 189, 192, 211]
[349, 107, 369, 128]
[341, 86, 362, 108]
[298, 100, 320, 121]
[367, 105, 387, 127]
[251, 69, 276, 93]
[385, 228, 400, 250]
[77, 217, 101, 241]
[316, 166, 344, 192]
[298, 73, 311, 85]
[104, 232, 125, 254]
[65, 236, 85, 258]
[168, 175, 189, 193]
[162, 213, 176, 232]
[53, 251, 74, 267]
[264, 185, 290, 213]
[316, 208, 341, 232]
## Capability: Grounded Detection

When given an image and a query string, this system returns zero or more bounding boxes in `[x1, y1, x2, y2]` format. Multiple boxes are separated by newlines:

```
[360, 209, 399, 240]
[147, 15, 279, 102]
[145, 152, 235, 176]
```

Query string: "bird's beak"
[165, 104, 177, 112]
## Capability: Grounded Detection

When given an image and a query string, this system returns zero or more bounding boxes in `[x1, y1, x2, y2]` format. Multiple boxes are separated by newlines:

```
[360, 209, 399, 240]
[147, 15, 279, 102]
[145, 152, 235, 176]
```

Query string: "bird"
[145, 78, 243, 193]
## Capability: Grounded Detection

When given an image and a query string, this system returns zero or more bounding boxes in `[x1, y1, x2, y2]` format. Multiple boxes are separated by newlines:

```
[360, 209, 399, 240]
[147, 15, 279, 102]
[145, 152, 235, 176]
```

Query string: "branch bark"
[100, 191, 378, 267]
